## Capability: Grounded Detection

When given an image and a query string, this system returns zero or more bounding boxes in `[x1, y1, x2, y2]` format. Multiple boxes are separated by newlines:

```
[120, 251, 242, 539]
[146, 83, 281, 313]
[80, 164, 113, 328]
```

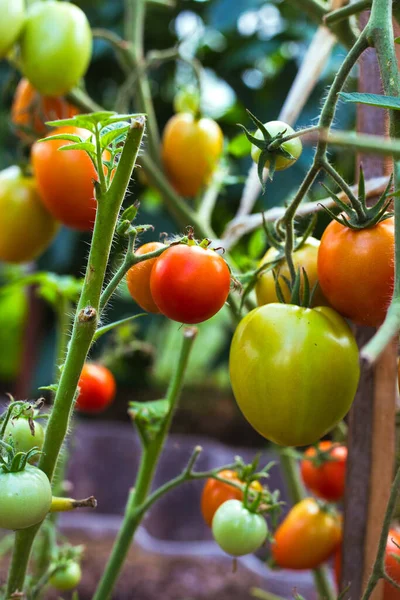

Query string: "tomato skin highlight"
[212, 499, 268, 556]
[317, 217, 394, 327]
[12, 79, 79, 141]
[0, 0, 25, 59]
[0, 166, 59, 263]
[0, 465, 52, 530]
[76, 364, 116, 414]
[150, 245, 231, 324]
[256, 237, 326, 307]
[126, 242, 165, 313]
[19, 1, 92, 97]
[32, 126, 98, 231]
[162, 113, 223, 197]
[301, 441, 347, 502]
[273, 498, 341, 570]
[201, 470, 263, 527]
[229, 304, 360, 447]
[49, 562, 82, 591]
[251, 121, 302, 171]
[4, 418, 45, 456]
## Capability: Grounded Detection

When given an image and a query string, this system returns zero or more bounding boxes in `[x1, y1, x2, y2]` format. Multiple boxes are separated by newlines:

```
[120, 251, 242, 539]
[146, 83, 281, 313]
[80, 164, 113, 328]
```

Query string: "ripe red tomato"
[335, 530, 400, 599]
[76, 364, 116, 413]
[12, 79, 79, 141]
[31, 126, 98, 231]
[162, 113, 223, 197]
[201, 470, 263, 527]
[300, 441, 347, 502]
[0, 166, 59, 263]
[150, 244, 231, 324]
[126, 242, 165, 313]
[317, 217, 394, 327]
[272, 498, 342, 570]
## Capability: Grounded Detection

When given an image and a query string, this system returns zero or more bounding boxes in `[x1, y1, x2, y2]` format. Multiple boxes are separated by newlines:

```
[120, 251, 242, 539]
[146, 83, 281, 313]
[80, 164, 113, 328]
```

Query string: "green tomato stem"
[267, 125, 320, 151]
[5, 119, 145, 598]
[324, 0, 371, 26]
[92, 327, 197, 600]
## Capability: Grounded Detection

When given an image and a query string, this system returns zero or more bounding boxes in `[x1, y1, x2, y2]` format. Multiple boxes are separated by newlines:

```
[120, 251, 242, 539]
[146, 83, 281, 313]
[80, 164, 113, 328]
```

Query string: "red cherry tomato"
[150, 244, 231, 324]
[335, 530, 400, 599]
[300, 441, 347, 502]
[76, 364, 116, 413]
[31, 126, 99, 231]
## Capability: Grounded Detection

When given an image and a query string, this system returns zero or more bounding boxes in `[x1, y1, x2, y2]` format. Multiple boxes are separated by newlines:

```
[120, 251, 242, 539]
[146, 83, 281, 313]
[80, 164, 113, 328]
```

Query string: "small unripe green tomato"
[212, 499, 268, 556]
[250, 120, 302, 171]
[49, 561, 82, 591]
[4, 418, 45, 456]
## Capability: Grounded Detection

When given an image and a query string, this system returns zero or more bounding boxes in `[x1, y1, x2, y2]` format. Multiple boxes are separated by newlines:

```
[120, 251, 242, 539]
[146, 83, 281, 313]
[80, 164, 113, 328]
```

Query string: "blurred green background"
[0, 0, 356, 434]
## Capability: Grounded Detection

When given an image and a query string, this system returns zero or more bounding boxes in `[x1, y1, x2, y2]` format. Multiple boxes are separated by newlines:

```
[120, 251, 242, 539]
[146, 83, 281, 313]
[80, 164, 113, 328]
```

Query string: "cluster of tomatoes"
[200, 442, 400, 598]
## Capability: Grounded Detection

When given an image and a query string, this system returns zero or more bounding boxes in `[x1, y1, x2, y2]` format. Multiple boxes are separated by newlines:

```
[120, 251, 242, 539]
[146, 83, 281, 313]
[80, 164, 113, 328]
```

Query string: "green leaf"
[339, 92, 400, 111]
[94, 314, 147, 341]
[395, 36, 400, 44]
[248, 229, 266, 260]
[228, 133, 252, 157]
[101, 122, 130, 147]
[38, 134, 83, 144]
[58, 142, 96, 154]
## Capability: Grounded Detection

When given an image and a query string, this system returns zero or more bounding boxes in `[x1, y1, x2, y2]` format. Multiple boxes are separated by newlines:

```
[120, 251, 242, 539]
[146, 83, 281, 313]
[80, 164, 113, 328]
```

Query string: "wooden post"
[340, 13, 398, 600]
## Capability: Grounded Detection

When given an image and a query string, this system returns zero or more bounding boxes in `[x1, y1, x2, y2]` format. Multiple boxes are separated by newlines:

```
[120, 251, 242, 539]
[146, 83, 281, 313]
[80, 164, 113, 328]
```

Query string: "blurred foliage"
[0, 0, 357, 401]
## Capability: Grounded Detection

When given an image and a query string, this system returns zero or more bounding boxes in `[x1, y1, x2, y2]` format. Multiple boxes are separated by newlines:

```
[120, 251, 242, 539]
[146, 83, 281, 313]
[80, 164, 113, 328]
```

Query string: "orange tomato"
[201, 470, 263, 527]
[272, 498, 342, 569]
[300, 441, 347, 502]
[76, 364, 116, 413]
[318, 218, 394, 327]
[12, 78, 79, 141]
[162, 113, 223, 197]
[31, 126, 98, 231]
[126, 242, 165, 313]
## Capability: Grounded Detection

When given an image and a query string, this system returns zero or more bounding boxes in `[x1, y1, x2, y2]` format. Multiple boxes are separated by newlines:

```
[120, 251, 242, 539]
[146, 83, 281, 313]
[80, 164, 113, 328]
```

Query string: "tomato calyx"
[302, 442, 344, 469]
[320, 165, 394, 230]
[239, 110, 295, 186]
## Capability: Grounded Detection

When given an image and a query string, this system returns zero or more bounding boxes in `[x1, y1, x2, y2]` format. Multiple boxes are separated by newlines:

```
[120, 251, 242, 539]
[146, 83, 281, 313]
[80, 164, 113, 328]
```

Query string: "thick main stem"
[6, 120, 145, 598]
[93, 328, 197, 600]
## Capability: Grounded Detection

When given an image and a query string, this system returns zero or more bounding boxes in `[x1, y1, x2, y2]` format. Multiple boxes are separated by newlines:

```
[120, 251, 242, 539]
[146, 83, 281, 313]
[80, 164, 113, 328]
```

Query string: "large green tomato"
[251, 121, 302, 171]
[229, 304, 360, 446]
[0, 465, 52, 530]
[19, 1, 92, 96]
[212, 499, 267, 556]
[0, 0, 25, 59]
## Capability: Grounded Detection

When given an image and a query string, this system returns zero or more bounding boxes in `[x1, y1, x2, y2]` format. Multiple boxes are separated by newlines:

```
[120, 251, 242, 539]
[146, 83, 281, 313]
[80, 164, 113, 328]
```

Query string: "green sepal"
[129, 399, 170, 444]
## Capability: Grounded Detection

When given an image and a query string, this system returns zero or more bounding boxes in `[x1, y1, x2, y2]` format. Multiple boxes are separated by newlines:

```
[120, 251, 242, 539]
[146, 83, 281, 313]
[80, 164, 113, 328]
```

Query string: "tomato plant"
[201, 470, 263, 527]
[162, 113, 223, 197]
[317, 217, 394, 327]
[300, 441, 347, 502]
[0, 166, 59, 263]
[212, 499, 268, 556]
[76, 363, 116, 413]
[126, 242, 165, 313]
[49, 562, 82, 591]
[255, 237, 326, 306]
[5, 418, 45, 456]
[335, 530, 400, 598]
[19, 1, 92, 97]
[0, 465, 52, 530]
[31, 126, 99, 231]
[0, 0, 25, 59]
[150, 244, 231, 324]
[251, 120, 302, 171]
[12, 79, 79, 141]
[230, 303, 360, 446]
[273, 498, 341, 569]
